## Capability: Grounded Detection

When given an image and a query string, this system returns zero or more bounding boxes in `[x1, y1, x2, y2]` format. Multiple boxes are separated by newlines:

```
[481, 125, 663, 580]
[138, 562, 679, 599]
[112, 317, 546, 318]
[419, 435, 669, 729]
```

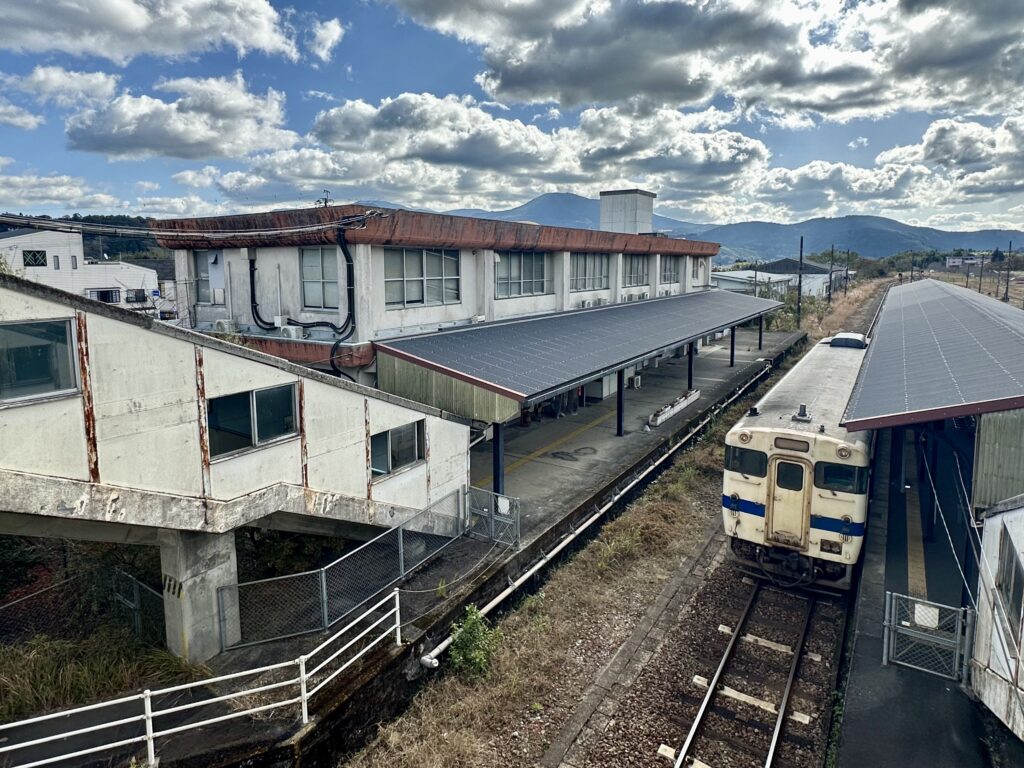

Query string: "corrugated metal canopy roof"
[843, 279, 1024, 430]
[375, 290, 781, 405]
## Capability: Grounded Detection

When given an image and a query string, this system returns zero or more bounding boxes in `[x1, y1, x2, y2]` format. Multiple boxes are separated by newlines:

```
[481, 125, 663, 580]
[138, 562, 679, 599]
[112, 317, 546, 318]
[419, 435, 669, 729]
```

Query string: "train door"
[767, 457, 811, 549]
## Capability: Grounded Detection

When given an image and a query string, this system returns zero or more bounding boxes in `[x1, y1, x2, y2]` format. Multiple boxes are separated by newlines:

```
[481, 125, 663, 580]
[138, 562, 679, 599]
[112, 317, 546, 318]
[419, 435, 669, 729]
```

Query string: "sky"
[0, 0, 1022, 228]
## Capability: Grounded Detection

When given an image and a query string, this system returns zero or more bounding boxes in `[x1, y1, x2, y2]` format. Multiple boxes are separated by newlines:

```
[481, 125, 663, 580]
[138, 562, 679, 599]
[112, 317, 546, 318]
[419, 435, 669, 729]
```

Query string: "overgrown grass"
[0, 628, 209, 723]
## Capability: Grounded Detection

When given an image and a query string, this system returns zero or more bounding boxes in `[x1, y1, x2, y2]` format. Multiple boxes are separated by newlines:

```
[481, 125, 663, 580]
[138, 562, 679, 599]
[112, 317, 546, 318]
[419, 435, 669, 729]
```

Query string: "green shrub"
[449, 605, 503, 680]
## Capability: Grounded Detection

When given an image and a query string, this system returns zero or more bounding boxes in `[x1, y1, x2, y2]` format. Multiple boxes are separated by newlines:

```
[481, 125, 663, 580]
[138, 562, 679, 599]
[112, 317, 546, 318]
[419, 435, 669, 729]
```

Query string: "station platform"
[838, 427, 995, 768]
[469, 328, 803, 542]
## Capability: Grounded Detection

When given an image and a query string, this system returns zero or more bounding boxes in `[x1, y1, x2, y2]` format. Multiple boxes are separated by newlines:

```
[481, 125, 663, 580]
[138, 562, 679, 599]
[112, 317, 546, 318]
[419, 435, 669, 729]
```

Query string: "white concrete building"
[0, 273, 470, 660]
[709, 270, 791, 300]
[972, 494, 1024, 740]
[0, 228, 162, 314]
[161, 194, 718, 383]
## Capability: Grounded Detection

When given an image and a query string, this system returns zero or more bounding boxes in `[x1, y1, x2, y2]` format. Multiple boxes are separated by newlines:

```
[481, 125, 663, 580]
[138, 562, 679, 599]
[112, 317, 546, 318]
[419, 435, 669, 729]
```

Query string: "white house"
[709, 270, 791, 300]
[0, 228, 161, 314]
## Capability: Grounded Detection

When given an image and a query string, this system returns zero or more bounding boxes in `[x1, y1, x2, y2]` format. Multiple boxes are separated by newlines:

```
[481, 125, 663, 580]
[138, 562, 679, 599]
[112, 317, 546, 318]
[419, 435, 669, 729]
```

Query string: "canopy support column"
[687, 342, 694, 392]
[492, 421, 505, 495]
[758, 315, 764, 350]
[616, 369, 625, 437]
[729, 326, 736, 367]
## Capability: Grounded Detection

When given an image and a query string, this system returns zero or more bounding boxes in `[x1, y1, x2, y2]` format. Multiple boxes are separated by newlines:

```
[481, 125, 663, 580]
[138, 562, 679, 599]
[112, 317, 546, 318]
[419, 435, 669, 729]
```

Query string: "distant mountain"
[697, 215, 1023, 262]
[354, 195, 1022, 263]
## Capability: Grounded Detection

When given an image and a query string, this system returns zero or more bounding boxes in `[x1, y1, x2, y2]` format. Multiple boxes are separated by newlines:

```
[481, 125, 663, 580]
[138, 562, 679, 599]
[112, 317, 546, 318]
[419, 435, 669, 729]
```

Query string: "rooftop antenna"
[1004, 241, 1012, 302]
[315, 189, 333, 208]
[796, 236, 803, 327]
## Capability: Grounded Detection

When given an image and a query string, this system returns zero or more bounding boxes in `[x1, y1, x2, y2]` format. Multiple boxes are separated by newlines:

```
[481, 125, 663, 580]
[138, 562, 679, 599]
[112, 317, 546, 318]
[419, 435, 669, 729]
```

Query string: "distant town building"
[946, 253, 991, 271]
[0, 228, 169, 316]
[708, 270, 790, 300]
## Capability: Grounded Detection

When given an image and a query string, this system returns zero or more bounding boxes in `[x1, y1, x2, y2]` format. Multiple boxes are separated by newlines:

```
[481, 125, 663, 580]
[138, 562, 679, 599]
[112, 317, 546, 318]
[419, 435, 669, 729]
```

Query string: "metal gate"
[883, 591, 974, 681]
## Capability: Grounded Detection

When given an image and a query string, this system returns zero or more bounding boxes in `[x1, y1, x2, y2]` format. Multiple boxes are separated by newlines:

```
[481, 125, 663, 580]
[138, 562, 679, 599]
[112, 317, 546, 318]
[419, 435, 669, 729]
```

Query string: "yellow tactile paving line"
[904, 438, 929, 600]
[472, 409, 616, 488]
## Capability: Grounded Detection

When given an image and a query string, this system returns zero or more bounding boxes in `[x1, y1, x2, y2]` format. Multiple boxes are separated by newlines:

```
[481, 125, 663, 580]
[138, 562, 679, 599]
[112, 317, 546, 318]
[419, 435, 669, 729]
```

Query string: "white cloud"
[5, 66, 120, 107]
[0, 99, 43, 130]
[66, 73, 298, 160]
[848, 136, 869, 149]
[172, 166, 221, 188]
[134, 181, 160, 192]
[308, 18, 345, 63]
[303, 90, 337, 102]
[1, 0, 297, 64]
[0, 169, 123, 211]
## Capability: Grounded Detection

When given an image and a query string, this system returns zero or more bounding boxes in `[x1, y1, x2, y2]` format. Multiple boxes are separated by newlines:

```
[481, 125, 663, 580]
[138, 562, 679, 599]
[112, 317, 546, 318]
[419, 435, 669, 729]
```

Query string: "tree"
[991, 247, 1005, 263]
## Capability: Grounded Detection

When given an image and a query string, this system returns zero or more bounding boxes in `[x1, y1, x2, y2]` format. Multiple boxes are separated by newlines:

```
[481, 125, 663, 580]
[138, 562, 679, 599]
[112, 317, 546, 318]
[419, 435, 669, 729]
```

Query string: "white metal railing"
[0, 590, 401, 768]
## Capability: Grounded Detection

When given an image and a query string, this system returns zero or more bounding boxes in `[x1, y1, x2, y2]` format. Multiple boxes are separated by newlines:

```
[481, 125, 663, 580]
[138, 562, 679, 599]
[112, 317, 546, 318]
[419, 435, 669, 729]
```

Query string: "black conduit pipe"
[248, 254, 277, 331]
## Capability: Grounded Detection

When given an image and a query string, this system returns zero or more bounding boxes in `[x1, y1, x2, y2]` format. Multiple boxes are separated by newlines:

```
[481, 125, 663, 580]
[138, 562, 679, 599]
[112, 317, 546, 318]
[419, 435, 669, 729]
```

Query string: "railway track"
[667, 577, 846, 768]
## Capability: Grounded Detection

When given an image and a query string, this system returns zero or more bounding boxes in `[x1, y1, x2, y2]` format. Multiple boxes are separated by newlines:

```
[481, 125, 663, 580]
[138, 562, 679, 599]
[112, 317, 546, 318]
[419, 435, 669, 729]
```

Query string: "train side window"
[725, 445, 767, 477]
[776, 461, 804, 491]
[814, 462, 868, 494]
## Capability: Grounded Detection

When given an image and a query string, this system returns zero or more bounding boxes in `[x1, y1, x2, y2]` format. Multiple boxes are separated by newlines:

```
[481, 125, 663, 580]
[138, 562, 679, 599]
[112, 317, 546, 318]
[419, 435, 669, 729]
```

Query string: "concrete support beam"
[555, 251, 571, 312]
[610, 253, 623, 304]
[0, 511, 161, 545]
[159, 529, 239, 662]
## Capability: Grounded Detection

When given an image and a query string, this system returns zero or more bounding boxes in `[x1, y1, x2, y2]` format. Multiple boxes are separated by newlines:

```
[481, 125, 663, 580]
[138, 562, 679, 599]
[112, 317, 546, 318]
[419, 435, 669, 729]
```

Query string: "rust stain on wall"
[194, 347, 212, 499]
[149, 204, 720, 257]
[298, 379, 309, 489]
[364, 398, 372, 503]
[215, 335, 375, 369]
[75, 312, 100, 483]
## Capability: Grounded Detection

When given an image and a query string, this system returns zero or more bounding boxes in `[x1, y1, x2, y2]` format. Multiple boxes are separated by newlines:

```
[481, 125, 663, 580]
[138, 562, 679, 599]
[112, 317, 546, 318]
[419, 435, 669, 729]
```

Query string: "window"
[0, 320, 77, 403]
[22, 250, 46, 267]
[194, 251, 211, 303]
[88, 289, 121, 304]
[724, 445, 768, 478]
[301, 247, 339, 309]
[661, 256, 679, 284]
[384, 247, 460, 308]
[53, 255, 60, 271]
[370, 420, 425, 477]
[570, 252, 610, 291]
[207, 384, 298, 458]
[622, 255, 649, 287]
[814, 462, 869, 494]
[691, 257, 699, 280]
[996, 526, 1023, 642]
[495, 251, 551, 298]
[775, 437, 810, 452]
[71, 255, 78, 270]
[776, 461, 805, 492]
[125, 289, 148, 303]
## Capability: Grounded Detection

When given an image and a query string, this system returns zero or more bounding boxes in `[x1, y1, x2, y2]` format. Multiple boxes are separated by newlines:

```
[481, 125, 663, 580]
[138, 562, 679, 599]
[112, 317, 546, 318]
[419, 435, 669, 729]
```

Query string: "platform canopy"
[843, 279, 1024, 431]
[375, 290, 781, 423]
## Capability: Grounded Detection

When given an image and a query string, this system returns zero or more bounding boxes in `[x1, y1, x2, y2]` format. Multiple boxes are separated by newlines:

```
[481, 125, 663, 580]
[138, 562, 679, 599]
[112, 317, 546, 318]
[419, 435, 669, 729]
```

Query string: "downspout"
[248, 250, 277, 331]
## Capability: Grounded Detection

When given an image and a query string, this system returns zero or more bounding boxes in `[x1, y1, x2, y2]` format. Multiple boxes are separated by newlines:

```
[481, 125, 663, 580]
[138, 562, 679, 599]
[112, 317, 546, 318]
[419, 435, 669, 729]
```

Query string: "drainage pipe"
[420, 359, 776, 668]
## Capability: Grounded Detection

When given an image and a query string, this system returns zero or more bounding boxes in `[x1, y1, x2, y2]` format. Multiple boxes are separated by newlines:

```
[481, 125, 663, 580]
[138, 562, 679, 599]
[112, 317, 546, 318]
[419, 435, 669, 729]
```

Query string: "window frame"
[22, 250, 47, 268]
[813, 461, 869, 494]
[569, 252, 610, 292]
[724, 444, 768, 478]
[194, 250, 211, 304]
[691, 257, 699, 280]
[622, 254, 649, 288]
[776, 461, 805, 492]
[495, 250, 552, 298]
[370, 420, 426, 478]
[0, 318, 80, 406]
[88, 288, 122, 304]
[660, 255, 679, 284]
[207, 383, 300, 461]
[996, 525, 1024, 645]
[300, 246, 340, 311]
[384, 247, 461, 309]
[124, 288, 148, 304]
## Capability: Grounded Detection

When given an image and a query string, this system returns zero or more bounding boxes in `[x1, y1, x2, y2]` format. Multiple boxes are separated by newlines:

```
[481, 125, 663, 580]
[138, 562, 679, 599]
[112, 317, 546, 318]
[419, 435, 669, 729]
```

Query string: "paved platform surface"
[839, 429, 991, 768]
[470, 328, 803, 543]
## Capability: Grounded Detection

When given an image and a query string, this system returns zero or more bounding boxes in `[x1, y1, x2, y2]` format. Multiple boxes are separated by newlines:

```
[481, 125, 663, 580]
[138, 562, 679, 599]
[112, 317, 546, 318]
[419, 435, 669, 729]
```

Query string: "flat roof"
[149, 204, 718, 257]
[843, 279, 1024, 430]
[376, 290, 781, 405]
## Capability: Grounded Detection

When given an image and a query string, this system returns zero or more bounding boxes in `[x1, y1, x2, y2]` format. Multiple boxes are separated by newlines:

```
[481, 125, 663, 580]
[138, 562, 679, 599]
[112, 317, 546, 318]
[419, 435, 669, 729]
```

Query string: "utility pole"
[828, 244, 834, 304]
[978, 256, 984, 293]
[797, 236, 803, 328]
[1004, 241, 1012, 302]
[753, 260, 759, 299]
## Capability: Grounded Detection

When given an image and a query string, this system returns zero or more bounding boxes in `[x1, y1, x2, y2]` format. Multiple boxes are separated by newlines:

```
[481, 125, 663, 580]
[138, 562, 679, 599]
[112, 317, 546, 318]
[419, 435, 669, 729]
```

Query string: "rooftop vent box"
[599, 188, 656, 234]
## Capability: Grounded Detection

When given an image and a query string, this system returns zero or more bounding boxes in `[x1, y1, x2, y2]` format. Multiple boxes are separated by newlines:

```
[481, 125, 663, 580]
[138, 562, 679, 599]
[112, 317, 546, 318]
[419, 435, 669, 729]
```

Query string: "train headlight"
[820, 540, 843, 554]
[728, 492, 741, 515]
[738, 431, 752, 444]
[836, 445, 852, 460]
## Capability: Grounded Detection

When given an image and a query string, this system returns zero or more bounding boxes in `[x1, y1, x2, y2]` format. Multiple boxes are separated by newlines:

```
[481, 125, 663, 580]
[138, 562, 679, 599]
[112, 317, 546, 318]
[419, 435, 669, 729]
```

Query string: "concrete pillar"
[351, 243, 374, 343]
[492, 421, 505, 495]
[651, 254, 662, 298]
[729, 326, 736, 367]
[616, 369, 625, 436]
[555, 251, 571, 311]
[758, 315, 764, 350]
[687, 342, 694, 391]
[159, 530, 239, 662]
[482, 249, 496, 321]
[610, 253, 623, 304]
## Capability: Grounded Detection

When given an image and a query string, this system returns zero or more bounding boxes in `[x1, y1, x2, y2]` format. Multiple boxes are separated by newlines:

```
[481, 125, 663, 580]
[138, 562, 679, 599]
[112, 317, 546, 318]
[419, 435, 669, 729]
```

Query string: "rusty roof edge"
[147, 203, 720, 256]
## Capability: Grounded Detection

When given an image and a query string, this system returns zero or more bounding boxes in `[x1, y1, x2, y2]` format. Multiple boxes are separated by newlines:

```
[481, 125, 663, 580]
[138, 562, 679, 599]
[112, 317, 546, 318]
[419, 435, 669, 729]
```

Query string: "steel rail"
[764, 595, 815, 767]
[673, 580, 763, 768]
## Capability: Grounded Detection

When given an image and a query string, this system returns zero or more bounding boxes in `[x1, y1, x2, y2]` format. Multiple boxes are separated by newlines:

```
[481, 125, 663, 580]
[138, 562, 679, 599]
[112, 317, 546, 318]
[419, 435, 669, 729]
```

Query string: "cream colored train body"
[722, 334, 872, 589]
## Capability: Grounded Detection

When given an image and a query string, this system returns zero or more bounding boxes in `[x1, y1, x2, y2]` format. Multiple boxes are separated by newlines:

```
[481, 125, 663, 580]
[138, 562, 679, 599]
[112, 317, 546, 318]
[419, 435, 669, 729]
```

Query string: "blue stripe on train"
[722, 495, 866, 537]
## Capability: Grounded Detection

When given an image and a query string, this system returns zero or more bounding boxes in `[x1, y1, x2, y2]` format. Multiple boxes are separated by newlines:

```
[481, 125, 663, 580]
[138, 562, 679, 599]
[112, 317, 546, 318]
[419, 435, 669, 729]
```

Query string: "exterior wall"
[974, 410, 1024, 510]
[2, 231, 160, 312]
[973, 508, 1024, 740]
[0, 281, 470, 534]
[599, 191, 655, 234]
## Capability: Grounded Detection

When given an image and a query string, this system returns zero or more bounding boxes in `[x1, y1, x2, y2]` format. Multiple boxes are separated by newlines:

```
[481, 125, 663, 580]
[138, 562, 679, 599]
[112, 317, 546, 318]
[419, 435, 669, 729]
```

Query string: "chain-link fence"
[219, 487, 517, 651]
[0, 568, 165, 647]
[883, 591, 973, 680]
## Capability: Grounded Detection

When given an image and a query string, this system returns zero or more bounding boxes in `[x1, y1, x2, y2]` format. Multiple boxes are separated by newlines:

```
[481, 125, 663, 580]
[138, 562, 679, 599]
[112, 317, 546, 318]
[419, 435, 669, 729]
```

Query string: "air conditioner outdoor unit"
[625, 294, 635, 302]
[630, 375, 642, 389]
[594, 297, 609, 306]
[471, 314, 486, 324]
[639, 291, 650, 300]
[213, 319, 238, 334]
[580, 299, 594, 309]
[281, 326, 305, 340]
[660, 288, 672, 297]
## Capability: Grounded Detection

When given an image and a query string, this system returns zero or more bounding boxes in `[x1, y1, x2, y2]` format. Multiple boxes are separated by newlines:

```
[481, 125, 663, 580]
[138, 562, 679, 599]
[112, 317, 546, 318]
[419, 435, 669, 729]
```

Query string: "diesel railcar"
[722, 333, 872, 589]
